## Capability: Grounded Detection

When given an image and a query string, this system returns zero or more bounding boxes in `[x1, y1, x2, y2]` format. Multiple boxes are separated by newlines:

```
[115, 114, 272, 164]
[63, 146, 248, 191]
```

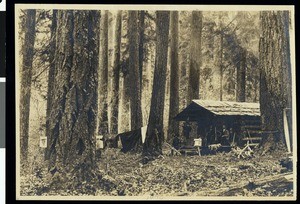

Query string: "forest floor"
[20, 146, 294, 198]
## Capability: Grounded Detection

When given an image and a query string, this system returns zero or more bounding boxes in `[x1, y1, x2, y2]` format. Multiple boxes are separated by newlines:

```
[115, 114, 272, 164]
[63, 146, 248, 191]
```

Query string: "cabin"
[174, 100, 263, 152]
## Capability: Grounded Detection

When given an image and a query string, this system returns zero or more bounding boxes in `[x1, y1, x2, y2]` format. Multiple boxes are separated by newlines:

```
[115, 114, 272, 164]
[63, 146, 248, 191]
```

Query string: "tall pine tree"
[143, 11, 170, 158]
[45, 10, 57, 160]
[110, 11, 122, 134]
[259, 11, 292, 147]
[128, 11, 142, 130]
[48, 10, 99, 180]
[97, 11, 109, 137]
[20, 10, 36, 161]
[168, 11, 180, 141]
[187, 11, 203, 103]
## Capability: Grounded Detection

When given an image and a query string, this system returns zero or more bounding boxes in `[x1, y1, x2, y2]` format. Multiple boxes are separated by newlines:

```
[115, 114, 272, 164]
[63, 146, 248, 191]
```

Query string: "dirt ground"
[20, 147, 294, 198]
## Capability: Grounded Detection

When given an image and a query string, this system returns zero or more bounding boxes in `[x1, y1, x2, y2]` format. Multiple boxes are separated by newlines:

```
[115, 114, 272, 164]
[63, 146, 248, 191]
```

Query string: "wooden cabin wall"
[200, 115, 261, 146]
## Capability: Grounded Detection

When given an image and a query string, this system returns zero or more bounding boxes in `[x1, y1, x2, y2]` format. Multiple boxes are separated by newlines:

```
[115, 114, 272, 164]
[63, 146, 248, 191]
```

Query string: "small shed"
[174, 100, 262, 147]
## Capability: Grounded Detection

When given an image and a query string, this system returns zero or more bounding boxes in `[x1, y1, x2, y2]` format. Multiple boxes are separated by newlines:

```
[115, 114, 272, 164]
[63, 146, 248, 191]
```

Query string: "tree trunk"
[45, 10, 57, 160]
[128, 11, 142, 130]
[254, 74, 258, 102]
[48, 11, 99, 181]
[138, 11, 145, 96]
[236, 49, 246, 102]
[110, 11, 122, 135]
[120, 59, 131, 133]
[168, 11, 179, 141]
[219, 33, 224, 101]
[187, 11, 203, 104]
[143, 11, 170, 158]
[281, 11, 293, 151]
[119, 12, 130, 133]
[97, 11, 109, 137]
[20, 10, 36, 162]
[259, 11, 292, 145]
[47, 10, 74, 172]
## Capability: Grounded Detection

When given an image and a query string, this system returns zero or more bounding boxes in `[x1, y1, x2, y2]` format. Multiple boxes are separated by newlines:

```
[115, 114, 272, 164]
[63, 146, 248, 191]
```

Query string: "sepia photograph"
[15, 4, 296, 200]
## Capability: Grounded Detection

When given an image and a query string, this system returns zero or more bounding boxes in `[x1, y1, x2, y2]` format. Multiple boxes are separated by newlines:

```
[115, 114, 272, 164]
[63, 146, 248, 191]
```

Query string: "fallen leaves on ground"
[20, 147, 293, 197]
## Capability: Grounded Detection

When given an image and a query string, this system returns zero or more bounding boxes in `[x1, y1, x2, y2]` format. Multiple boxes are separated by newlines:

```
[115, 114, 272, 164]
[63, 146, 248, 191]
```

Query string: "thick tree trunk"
[168, 11, 179, 141]
[281, 11, 292, 111]
[143, 11, 170, 158]
[119, 58, 131, 133]
[119, 12, 130, 133]
[187, 11, 202, 104]
[48, 11, 99, 181]
[259, 11, 292, 145]
[128, 11, 142, 130]
[236, 49, 246, 102]
[20, 10, 36, 162]
[110, 11, 122, 135]
[45, 10, 57, 160]
[48, 10, 74, 171]
[138, 11, 145, 95]
[281, 11, 293, 151]
[97, 11, 109, 137]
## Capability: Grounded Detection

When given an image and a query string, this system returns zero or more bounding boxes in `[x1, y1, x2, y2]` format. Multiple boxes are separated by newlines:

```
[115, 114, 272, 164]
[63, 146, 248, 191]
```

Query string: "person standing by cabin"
[206, 125, 214, 145]
[229, 127, 235, 146]
[221, 125, 230, 146]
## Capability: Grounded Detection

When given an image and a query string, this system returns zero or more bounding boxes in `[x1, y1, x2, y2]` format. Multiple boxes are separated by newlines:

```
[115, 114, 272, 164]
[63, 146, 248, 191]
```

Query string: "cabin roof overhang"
[174, 100, 260, 121]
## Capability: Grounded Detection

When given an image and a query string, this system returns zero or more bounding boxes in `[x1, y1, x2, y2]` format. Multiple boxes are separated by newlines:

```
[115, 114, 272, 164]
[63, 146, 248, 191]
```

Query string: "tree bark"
[110, 11, 122, 135]
[253, 74, 258, 102]
[128, 11, 142, 130]
[236, 49, 246, 102]
[48, 11, 99, 180]
[119, 12, 130, 133]
[187, 11, 203, 104]
[259, 11, 292, 145]
[138, 11, 145, 95]
[168, 11, 179, 141]
[45, 10, 57, 160]
[219, 33, 224, 101]
[143, 11, 170, 158]
[97, 11, 109, 137]
[47, 10, 74, 171]
[120, 59, 131, 133]
[20, 10, 36, 162]
[281, 11, 293, 150]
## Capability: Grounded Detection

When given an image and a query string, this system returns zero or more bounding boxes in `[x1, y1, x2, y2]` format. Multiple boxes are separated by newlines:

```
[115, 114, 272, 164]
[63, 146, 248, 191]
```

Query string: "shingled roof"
[174, 100, 261, 121]
[192, 100, 260, 116]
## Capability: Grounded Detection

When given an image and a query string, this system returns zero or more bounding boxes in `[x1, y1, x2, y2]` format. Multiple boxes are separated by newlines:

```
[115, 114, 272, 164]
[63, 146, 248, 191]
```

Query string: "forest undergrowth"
[20, 146, 293, 197]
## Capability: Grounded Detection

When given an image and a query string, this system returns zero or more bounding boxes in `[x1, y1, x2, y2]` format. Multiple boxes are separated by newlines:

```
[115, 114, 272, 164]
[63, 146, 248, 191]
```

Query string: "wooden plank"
[217, 173, 293, 196]
[244, 130, 263, 134]
[164, 142, 181, 155]
[248, 143, 259, 146]
[179, 147, 199, 157]
[242, 137, 262, 140]
[241, 125, 261, 129]
[260, 130, 278, 134]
